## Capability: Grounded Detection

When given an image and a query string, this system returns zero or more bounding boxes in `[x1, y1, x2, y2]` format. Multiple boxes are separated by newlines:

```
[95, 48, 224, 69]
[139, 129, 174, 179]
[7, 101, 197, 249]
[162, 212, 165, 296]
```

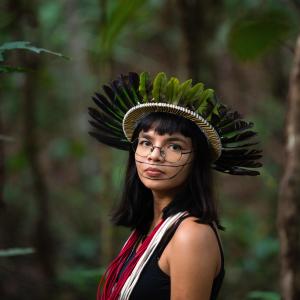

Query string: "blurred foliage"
[228, 8, 296, 60]
[57, 267, 103, 298]
[223, 0, 299, 61]
[98, 0, 149, 59]
[0, 0, 296, 299]
[247, 291, 280, 300]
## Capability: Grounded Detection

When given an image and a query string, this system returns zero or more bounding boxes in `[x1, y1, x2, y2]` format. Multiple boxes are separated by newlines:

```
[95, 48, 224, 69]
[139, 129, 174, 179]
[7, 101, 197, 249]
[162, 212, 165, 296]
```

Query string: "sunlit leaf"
[228, 9, 294, 60]
[0, 247, 35, 257]
[0, 41, 69, 62]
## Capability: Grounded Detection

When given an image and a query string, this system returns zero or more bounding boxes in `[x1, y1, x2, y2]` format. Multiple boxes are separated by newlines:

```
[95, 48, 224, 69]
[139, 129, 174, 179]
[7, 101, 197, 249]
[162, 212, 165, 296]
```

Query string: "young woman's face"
[134, 128, 194, 193]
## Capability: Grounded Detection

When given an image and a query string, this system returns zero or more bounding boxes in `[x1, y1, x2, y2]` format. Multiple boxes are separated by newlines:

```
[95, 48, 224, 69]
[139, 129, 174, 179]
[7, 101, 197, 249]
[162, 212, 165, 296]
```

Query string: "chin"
[140, 177, 178, 193]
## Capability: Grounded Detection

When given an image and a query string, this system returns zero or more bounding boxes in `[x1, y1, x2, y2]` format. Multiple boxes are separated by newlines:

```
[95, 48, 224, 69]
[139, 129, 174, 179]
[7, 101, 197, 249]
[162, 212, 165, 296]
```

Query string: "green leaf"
[0, 41, 69, 62]
[228, 9, 294, 60]
[0, 247, 35, 257]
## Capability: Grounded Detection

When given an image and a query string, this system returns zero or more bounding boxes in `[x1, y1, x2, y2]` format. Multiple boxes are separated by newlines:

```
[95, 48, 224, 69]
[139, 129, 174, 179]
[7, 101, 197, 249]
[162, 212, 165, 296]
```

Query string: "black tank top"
[128, 217, 225, 300]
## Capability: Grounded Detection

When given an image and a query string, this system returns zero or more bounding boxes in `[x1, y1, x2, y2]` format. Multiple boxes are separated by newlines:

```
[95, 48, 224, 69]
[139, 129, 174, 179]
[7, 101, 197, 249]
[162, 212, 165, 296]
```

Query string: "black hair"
[111, 112, 223, 232]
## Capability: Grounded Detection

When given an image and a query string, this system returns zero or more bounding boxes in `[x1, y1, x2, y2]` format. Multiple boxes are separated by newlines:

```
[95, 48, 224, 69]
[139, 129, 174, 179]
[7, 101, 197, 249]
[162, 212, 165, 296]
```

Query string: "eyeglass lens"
[133, 138, 182, 163]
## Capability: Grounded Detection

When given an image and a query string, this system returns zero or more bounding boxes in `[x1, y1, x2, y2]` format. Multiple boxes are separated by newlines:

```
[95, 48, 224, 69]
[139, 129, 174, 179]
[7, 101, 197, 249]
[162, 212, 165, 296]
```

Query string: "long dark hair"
[111, 112, 223, 231]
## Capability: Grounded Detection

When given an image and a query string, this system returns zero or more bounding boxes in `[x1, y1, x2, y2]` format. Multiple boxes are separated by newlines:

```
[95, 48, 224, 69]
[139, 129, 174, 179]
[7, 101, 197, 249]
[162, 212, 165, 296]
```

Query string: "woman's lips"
[144, 167, 165, 177]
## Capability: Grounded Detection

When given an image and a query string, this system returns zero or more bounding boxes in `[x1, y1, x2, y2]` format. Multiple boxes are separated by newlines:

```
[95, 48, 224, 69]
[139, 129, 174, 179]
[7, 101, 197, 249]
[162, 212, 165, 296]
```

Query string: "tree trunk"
[3, 0, 56, 285]
[96, 0, 118, 266]
[23, 54, 56, 283]
[278, 34, 300, 300]
[176, 0, 222, 81]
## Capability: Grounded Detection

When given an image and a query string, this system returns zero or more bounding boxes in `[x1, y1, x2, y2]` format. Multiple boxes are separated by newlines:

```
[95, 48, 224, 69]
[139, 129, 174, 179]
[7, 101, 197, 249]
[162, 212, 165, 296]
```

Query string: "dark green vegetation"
[1, 0, 299, 299]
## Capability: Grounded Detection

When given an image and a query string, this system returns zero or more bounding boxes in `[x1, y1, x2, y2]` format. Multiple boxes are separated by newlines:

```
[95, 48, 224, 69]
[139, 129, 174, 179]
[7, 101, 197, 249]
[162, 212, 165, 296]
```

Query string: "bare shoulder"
[169, 217, 221, 275]
[172, 217, 219, 250]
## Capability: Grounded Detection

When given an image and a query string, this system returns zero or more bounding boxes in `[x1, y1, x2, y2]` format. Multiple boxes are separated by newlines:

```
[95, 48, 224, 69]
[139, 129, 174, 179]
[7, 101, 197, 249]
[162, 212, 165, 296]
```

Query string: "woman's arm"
[168, 218, 221, 300]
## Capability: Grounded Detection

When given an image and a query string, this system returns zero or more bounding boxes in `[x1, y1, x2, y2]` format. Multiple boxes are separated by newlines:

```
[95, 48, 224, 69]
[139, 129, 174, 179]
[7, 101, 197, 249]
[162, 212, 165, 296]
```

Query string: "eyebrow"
[139, 133, 189, 144]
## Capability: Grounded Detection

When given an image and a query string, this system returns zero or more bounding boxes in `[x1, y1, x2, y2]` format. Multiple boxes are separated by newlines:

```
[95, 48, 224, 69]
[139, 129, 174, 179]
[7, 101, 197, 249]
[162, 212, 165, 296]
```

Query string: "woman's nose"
[148, 147, 164, 161]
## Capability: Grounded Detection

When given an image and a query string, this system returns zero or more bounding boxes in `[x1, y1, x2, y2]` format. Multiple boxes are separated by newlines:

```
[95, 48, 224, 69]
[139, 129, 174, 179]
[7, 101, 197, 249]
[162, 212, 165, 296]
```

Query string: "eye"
[167, 143, 182, 152]
[139, 139, 152, 148]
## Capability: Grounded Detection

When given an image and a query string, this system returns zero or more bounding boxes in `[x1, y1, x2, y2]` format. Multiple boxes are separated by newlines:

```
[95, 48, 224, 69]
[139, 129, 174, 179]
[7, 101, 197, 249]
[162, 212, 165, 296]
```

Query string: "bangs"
[133, 112, 199, 138]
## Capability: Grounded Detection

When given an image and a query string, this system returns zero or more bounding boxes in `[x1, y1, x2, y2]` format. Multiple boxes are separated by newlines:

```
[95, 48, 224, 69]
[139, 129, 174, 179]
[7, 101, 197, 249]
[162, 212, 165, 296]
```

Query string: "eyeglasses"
[132, 138, 192, 163]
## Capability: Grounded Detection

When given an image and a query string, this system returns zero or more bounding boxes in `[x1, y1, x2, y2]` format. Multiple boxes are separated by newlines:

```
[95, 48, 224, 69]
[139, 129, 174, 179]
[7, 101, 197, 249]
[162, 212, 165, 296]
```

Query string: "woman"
[88, 72, 262, 300]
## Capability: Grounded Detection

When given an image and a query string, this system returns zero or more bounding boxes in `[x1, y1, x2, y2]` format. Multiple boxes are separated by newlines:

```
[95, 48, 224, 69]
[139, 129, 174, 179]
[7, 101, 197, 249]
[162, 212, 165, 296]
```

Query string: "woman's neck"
[150, 189, 176, 229]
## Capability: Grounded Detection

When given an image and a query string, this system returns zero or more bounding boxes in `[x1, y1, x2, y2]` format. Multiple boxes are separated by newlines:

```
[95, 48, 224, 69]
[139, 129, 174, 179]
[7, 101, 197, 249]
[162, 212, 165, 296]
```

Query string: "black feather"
[212, 164, 261, 176]
[92, 94, 123, 122]
[102, 85, 116, 102]
[128, 72, 141, 103]
[111, 78, 133, 110]
[222, 141, 260, 148]
[218, 153, 263, 162]
[88, 120, 124, 137]
[216, 157, 262, 167]
[128, 72, 140, 90]
[216, 103, 229, 118]
[221, 130, 257, 143]
[102, 85, 128, 115]
[221, 148, 263, 157]
[216, 111, 241, 128]
[120, 74, 139, 106]
[201, 99, 215, 119]
[88, 131, 130, 151]
[88, 107, 122, 130]
[219, 120, 254, 136]
[209, 112, 222, 126]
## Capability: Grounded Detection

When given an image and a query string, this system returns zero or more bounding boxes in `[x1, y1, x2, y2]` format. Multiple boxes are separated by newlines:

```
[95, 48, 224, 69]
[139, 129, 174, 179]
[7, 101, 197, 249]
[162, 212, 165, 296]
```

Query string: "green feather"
[139, 72, 150, 102]
[177, 79, 193, 105]
[184, 82, 204, 107]
[195, 88, 214, 113]
[202, 88, 214, 101]
[173, 78, 185, 105]
[165, 77, 179, 103]
[152, 72, 167, 102]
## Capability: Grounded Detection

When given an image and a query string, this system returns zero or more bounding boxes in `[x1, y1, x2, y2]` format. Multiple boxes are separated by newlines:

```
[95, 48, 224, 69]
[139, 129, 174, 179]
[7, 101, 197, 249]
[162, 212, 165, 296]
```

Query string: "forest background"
[1, 0, 299, 299]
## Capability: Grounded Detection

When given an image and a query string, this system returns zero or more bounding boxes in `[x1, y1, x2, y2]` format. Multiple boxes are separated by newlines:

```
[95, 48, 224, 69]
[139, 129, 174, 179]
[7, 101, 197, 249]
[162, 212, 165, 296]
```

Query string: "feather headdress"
[88, 71, 262, 176]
